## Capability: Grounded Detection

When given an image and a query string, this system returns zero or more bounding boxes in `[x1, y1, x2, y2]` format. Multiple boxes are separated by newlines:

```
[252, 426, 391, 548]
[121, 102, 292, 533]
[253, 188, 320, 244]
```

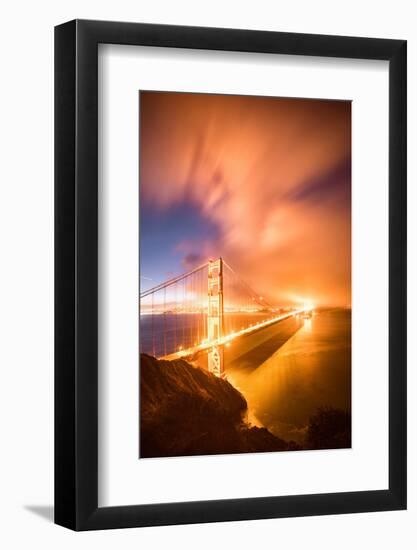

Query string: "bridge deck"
[160, 309, 307, 361]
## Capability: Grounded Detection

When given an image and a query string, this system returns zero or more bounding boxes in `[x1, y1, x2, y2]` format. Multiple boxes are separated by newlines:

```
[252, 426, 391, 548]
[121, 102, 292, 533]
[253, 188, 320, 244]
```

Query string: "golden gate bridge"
[140, 258, 310, 377]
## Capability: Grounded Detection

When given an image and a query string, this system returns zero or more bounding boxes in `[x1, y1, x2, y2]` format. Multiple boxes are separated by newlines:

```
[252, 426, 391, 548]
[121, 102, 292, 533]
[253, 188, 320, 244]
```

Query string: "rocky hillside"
[140, 354, 293, 458]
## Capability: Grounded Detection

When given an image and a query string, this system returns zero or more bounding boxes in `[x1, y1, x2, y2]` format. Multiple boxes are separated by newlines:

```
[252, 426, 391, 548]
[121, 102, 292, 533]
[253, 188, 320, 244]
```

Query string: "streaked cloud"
[140, 92, 351, 306]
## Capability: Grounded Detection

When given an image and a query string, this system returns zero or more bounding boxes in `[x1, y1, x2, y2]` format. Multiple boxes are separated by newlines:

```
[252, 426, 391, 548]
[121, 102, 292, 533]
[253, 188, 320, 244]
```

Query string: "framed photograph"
[55, 20, 406, 530]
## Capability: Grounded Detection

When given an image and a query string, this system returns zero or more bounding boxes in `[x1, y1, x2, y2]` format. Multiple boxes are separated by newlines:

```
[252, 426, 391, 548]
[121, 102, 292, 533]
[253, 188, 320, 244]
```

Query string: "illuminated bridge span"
[140, 258, 309, 377]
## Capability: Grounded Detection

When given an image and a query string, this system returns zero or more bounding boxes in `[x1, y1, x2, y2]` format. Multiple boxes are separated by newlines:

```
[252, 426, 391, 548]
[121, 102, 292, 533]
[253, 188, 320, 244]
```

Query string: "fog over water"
[140, 308, 351, 445]
[225, 309, 351, 443]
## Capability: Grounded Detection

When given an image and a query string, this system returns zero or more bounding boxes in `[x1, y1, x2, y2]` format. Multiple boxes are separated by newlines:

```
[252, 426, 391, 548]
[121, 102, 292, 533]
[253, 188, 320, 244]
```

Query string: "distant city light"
[303, 301, 315, 311]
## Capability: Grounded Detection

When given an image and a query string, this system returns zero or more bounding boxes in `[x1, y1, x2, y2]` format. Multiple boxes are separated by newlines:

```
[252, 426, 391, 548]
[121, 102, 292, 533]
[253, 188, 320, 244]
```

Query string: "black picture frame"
[55, 19, 407, 531]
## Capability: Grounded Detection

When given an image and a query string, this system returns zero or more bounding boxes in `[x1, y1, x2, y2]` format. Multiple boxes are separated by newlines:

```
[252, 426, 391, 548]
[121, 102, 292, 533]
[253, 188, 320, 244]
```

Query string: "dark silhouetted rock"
[304, 407, 351, 450]
[140, 354, 292, 457]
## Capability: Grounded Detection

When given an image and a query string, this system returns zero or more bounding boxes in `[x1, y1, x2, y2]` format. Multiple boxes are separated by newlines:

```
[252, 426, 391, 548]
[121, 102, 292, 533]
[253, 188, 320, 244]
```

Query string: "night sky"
[140, 200, 219, 285]
[139, 92, 351, 306]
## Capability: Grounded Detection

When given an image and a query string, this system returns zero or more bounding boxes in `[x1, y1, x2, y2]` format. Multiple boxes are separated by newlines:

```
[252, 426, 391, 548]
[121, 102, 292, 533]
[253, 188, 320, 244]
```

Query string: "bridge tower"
[207, 258, 224, 377]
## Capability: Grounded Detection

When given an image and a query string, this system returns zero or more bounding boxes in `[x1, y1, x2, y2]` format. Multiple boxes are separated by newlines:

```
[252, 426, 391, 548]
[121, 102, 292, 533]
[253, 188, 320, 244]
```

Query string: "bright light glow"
[161, 308, 306, 360]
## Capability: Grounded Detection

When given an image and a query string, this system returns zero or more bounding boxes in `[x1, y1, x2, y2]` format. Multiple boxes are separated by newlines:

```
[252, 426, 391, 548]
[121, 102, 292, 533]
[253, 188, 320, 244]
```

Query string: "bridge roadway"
[185, 312, 305, 374]
[161, 308, 307, 363]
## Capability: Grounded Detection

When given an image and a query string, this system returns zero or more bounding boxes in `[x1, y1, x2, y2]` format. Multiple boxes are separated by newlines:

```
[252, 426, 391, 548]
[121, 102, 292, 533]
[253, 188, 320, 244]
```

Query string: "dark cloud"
[181, 252, 205, 270]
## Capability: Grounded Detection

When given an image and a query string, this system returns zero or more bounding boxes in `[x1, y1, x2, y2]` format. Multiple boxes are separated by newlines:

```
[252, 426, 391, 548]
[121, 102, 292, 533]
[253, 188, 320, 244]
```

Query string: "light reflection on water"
[226, 309, 351, 443]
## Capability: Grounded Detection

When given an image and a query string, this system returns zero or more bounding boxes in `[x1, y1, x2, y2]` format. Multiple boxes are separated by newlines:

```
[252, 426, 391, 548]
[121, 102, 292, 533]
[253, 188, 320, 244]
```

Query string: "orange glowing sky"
[140, 92, 351, 307]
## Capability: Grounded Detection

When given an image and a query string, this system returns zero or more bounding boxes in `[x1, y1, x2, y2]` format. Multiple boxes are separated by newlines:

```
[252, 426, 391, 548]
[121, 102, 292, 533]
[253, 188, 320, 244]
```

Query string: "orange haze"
[140, 92, 351, 307]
